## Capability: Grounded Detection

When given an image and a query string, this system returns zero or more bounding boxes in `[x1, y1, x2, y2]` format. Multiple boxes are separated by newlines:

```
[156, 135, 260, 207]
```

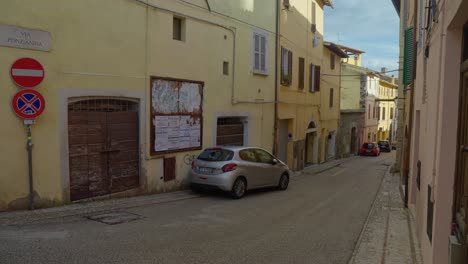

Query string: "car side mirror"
[271, 159, 279, 165]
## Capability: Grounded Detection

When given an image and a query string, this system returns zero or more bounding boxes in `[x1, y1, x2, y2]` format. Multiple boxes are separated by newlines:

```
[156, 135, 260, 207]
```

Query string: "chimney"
[381, 67, 388, 74]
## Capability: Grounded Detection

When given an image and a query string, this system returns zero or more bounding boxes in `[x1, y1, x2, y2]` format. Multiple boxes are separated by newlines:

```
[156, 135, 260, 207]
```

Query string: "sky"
[324, 0, 400, 75]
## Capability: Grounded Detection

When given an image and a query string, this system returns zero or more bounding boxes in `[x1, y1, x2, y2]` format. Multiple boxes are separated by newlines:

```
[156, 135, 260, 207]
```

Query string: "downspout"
[204, 0, 211, 11]
[430, 0, 446, 204]
[273, 0, 280, 155]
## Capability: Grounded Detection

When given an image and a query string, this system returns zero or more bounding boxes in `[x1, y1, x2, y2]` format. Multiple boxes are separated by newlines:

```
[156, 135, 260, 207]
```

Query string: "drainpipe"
[204, 0, 211, 11]
[273, 0, 280, 156]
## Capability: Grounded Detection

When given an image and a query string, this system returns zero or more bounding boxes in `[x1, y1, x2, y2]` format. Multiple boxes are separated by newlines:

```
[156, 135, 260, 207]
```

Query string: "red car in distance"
[359, 142, 380, 156]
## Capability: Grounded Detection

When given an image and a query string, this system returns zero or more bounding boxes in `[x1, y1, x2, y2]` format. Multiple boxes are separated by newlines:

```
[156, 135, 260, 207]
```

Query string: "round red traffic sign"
[11, 89, 46, 119]
[10, 58, 45, 88]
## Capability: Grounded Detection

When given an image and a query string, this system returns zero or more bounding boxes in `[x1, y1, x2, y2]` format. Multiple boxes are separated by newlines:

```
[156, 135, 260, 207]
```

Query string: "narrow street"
[0, 154, 394, 264]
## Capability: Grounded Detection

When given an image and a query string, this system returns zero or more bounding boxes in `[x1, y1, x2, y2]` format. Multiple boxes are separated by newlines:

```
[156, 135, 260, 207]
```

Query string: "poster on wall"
[150, 77, 203, 155]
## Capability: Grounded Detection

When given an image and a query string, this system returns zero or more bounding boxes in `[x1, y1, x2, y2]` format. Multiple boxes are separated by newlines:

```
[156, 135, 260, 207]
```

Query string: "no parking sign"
[11, 89, 46, 119]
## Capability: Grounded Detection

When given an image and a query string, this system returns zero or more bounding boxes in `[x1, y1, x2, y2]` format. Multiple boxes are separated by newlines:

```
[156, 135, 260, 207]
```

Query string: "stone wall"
[337, 111, 365, 158]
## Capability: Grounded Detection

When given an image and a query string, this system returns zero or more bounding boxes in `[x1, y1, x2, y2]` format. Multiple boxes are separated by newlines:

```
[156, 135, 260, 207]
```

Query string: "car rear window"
[198, 148, 234, 161]
[363, 143, 374, 149]
[378, 141, 389, 146]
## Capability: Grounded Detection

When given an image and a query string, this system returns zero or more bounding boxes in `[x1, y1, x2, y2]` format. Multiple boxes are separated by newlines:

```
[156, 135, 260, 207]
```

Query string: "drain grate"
[86, 211, 145, 225]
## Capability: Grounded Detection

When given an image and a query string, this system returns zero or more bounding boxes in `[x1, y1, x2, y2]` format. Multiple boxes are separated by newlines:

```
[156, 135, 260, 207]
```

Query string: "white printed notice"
[154, 115, 201, 152]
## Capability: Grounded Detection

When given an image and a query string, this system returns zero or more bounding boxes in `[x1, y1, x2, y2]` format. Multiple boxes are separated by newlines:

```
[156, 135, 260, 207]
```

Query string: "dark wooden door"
[107, 112, 139, 193]
[68, 100, 139, 201]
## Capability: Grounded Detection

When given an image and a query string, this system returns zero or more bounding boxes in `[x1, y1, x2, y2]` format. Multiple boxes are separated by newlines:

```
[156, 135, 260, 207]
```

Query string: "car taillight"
[222, 163, 237, 172]
[191, 160, 195, 169]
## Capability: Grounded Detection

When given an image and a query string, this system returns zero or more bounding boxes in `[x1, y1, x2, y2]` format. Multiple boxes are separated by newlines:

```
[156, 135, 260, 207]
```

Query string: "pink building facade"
[394, 0, 468, 263]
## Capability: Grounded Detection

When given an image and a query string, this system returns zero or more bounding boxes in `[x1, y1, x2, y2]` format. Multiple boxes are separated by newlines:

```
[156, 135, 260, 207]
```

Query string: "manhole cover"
[86, 211, 144, 225]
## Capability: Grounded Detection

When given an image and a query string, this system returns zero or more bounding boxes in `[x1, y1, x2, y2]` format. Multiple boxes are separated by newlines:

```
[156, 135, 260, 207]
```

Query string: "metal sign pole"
[26, 124, 34, 210]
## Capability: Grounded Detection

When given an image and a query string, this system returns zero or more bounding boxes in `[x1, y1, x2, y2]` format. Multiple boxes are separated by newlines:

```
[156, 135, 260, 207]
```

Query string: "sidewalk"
[0, 157, 352, 226]
[0, 191, 203, 226]
[349, 168, 423, 264]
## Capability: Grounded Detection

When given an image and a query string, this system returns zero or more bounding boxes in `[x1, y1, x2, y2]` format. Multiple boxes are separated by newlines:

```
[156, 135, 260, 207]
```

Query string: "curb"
[293, 156, 357, 177]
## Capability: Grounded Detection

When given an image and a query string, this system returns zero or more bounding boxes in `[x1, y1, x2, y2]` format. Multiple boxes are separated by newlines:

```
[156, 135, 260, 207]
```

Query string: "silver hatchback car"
[189, 147, 290, 198]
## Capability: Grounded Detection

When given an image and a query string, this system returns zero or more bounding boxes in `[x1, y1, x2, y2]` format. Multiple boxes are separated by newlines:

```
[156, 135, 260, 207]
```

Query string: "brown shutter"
[288, 50, 293, 85]
[298, 57, 305, 89]
[314, 65, 321, 91]
[281, 47, 285, 84]
[309, 64, 314, 92]
[330, 88, 334, 107]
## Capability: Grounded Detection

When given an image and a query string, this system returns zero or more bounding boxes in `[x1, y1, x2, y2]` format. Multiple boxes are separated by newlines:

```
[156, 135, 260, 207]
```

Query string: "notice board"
[150, 77, 203, 155]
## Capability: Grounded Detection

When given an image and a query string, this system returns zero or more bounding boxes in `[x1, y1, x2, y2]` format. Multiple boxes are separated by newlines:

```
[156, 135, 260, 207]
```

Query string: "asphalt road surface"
[0, 154, 394, 264]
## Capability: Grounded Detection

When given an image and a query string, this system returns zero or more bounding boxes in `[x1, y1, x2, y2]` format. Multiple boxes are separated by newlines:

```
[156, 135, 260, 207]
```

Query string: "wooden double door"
[68, 99, 139, 201]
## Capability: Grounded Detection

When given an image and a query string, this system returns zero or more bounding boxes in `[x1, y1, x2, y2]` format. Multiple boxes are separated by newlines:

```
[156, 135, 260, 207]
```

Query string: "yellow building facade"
[0, 0, 277, 210]
[377, 78, 397, 142]
[275, 0, 334, 171]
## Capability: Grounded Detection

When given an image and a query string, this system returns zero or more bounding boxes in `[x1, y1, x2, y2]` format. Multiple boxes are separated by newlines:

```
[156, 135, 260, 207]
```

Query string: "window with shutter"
[314, 65, 321, 91]
[252, 31, 268, 75]
[403, 27, 415, 85]
[309, 64, 315, 92]
[309, 64, 321, 92]
[281, 47, 292, 85]
[330, 89, 334, 108]
[383, 107, 386, 120]
[299, 57, 305, 89]
[173, 17, 185, 41]
[311, 3, 316, 31]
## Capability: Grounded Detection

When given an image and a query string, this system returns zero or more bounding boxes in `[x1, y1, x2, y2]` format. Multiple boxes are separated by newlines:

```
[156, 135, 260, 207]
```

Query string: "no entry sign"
[11, 89, 46, 119]
[10, 58, 44, 88]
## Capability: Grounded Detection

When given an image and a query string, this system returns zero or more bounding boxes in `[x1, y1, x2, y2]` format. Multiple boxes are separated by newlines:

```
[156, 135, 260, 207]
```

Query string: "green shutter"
[403, 27, 414, 85]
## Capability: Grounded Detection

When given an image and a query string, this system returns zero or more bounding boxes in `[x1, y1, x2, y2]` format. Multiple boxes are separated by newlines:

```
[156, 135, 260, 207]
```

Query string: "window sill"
[253, 71, 269, 76]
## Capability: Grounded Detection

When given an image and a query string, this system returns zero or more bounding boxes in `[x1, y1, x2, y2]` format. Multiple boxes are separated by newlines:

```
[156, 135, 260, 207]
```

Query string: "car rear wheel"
[231, 178, 246, 199]
[278, 173, 289, 190]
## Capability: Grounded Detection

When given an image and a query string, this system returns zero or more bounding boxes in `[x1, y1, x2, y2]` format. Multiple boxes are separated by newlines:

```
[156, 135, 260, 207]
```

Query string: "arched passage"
[305, 121, 319, 165]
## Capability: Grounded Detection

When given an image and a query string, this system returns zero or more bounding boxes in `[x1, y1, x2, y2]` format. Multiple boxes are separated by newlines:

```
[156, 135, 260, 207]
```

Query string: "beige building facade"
[275, 0, 335, 171]
[377, 76, 398, 143]
[0, 0, 277, 210]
